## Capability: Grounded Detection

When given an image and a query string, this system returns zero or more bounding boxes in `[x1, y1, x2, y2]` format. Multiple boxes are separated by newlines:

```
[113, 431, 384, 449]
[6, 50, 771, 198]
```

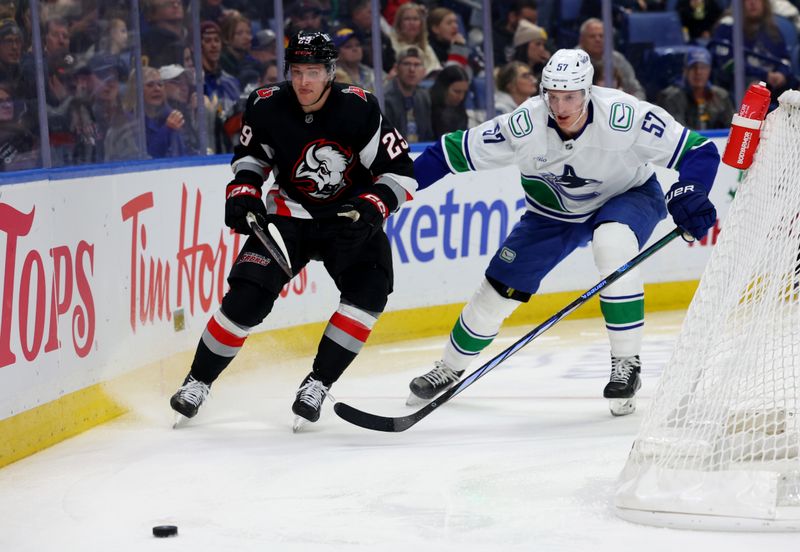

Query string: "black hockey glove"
[225, 176, 266, 235]
[335, 187, 396, 255]
[665, 181, 717, 241]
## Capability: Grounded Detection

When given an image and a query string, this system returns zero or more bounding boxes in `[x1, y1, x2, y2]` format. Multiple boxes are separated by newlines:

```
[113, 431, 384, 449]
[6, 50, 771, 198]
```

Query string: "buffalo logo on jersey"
[540, 164, 602, 201]
[343, 86, 368, 102]
[293, 139, 354, 200]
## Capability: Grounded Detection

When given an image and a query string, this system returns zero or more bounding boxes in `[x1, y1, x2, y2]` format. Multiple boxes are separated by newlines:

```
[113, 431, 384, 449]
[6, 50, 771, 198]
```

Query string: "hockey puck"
[152, 525, 178, 538]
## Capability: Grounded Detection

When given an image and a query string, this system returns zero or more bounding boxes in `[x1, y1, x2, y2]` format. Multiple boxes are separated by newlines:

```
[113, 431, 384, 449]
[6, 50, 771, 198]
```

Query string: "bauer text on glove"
[665, 182, 717, 240]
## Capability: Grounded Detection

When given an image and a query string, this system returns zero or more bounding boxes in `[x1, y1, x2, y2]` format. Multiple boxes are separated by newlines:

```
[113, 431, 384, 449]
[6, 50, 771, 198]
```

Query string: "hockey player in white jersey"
[407, 49, 719, 415]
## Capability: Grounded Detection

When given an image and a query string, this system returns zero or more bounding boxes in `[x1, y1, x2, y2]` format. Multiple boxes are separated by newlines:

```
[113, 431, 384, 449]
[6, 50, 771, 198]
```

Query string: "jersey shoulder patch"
[341, 85, 369, 102]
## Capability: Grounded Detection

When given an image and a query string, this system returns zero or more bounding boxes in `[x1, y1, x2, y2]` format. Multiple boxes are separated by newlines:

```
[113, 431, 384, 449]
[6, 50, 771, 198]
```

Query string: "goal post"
[614, 90, 800, 531]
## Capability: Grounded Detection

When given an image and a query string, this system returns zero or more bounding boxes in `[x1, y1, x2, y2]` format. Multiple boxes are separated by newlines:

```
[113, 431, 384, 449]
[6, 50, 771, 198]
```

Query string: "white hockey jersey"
[418, 86, 719, 223]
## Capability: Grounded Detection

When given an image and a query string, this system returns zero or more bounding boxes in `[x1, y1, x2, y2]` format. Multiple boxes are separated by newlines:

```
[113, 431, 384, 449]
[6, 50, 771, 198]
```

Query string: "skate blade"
[172, 413, 189, 429]
[292, 416, 309, 433]
[405, 391, 429, 407]
[609, 397, 637, 417]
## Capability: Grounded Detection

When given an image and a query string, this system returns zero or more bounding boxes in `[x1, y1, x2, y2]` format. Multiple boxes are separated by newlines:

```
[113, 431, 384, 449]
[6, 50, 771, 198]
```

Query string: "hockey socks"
[312, 302, 378, 385]
[444, 279, 521, 372]
[190, 309, 253, 384]
[593, 223, 644, 357]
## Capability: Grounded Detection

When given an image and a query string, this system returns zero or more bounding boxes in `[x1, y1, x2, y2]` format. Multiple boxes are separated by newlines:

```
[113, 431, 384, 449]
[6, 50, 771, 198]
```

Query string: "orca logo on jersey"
[540, 164, 602, 201]
[343, 86, 368, 102]
[293, 139, 354, 200]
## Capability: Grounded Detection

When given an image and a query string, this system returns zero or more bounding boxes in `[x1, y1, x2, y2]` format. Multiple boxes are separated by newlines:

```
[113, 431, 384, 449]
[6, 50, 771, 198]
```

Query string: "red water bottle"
[722, 81, 771, 169]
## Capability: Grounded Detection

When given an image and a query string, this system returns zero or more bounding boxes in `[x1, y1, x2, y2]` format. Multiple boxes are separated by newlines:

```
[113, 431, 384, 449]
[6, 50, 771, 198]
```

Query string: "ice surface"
[1, 312, 796, 551]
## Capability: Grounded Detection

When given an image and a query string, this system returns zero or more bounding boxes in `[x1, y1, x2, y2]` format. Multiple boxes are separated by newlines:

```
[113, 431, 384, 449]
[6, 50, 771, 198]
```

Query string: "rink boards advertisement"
[0, 139, 740, 425]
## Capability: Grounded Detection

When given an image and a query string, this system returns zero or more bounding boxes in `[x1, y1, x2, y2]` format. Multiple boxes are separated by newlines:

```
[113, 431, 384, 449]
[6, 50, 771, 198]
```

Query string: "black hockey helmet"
[284, 31, 338, 74]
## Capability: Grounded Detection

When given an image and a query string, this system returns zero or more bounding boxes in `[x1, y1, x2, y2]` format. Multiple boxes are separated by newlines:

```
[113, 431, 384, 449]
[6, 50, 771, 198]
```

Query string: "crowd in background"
[0, 0, 798, 173]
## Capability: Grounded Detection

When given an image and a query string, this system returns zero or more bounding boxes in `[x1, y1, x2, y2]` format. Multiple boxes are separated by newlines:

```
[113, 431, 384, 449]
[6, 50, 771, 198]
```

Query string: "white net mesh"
[615, 91, 800, 530]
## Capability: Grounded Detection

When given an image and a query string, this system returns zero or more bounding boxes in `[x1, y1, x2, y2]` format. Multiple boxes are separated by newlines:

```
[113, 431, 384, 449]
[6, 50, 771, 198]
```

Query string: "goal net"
[615, 90, 800, 531]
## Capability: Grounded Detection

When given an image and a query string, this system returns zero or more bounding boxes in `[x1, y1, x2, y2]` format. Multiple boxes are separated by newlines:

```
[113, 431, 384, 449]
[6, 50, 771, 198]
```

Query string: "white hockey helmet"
[540, 48, 594, 93]
[540, 48, 593, 117]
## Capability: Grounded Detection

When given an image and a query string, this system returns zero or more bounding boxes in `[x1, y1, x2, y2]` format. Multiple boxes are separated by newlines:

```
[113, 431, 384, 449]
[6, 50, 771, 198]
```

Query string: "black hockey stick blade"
[334, 227, 682, 432]
[246, 212, 293, 278]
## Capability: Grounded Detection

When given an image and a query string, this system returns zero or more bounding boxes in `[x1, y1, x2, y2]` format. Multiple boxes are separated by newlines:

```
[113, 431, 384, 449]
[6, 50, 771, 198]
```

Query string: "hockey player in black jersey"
[170, 30, 416, 431]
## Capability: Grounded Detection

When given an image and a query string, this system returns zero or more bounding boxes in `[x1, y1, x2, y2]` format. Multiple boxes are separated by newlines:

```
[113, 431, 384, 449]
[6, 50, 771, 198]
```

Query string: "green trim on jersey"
[521, 176, 566, 212]
[451, 318, 494, 354]
[675, 131, 709, 168]
[443, 131, 471, 173]
[600, 298, 645, 324]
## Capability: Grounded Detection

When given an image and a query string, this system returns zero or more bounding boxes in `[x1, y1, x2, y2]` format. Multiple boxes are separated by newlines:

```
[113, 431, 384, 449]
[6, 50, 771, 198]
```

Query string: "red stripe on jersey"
[207, 316, 247, 348]
[269, 189, 291, 217]
[330, 312, 371, 343]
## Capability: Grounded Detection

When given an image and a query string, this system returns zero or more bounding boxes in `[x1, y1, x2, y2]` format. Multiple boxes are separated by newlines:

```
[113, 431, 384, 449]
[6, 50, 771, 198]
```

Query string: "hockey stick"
[334, 227, 683, 432]
[246, 212, 293, 278]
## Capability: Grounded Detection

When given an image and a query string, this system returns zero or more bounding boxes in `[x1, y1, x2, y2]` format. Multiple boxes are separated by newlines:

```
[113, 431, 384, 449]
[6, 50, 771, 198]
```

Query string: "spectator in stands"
[260, 60, 279, 85]
[0, 80, 38, 171]
[657, 47, 734, 130]
[429, 65, 470, 137]
[88, 54, 127, 162]
[334, 27, 382, 92]
[0, 20, 23, 86]
[384, 46, 434, 142]
[494, 60, 538, 114]
[44, 52, 82, 165]
[286, 0, 327, 36]
[389, 3, 441, 76]
[492, 0, 538, 67]
[342, 0, 395, 71]
[141, 0, 187, 68]
[592, 59, 625, 89]
[250, 29, 277, 66]
[161, 63, 200, 154]
[139, 66, 188, 158]
[101, 17, 132, 77]
[677, 0, 724, 42]
[512, 20, 550, 82]
[200, 20, 240, 153]
[0, 0, 15, 20]
[44, 17, 70, 56]
[711, 0, 795, 101]
[67, 61, 101, 165]
[220, 13, 260, 84]
[578, 18, 646, 99]
[427, 7, 469, 68]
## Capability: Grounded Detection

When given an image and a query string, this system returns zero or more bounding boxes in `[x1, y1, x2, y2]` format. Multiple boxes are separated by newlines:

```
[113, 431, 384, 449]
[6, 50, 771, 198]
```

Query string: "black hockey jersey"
[231, 81, 416, 219]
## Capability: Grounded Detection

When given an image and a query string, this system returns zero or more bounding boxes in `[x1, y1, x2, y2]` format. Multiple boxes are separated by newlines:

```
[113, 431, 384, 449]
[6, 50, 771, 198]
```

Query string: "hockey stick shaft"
[334, 227, 682, 432]
[246, 212, 293, 278]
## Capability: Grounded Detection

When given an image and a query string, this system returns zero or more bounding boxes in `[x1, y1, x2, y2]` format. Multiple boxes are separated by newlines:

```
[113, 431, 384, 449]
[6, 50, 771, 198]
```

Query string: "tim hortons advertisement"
[0, 138, 739, 418]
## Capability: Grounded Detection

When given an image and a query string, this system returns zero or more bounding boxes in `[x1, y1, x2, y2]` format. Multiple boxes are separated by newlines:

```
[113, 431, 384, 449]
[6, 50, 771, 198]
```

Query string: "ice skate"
[407, 361, 464, 406]
[603, 355, 641, 416]
[292, 373, 331, 432]
[170, 375, 211, 428]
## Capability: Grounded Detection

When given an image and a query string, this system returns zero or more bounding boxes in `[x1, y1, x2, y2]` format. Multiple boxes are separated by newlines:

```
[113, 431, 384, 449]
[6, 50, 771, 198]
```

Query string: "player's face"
[544, 89, 587, 132]
[290, 63, 329, 105]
